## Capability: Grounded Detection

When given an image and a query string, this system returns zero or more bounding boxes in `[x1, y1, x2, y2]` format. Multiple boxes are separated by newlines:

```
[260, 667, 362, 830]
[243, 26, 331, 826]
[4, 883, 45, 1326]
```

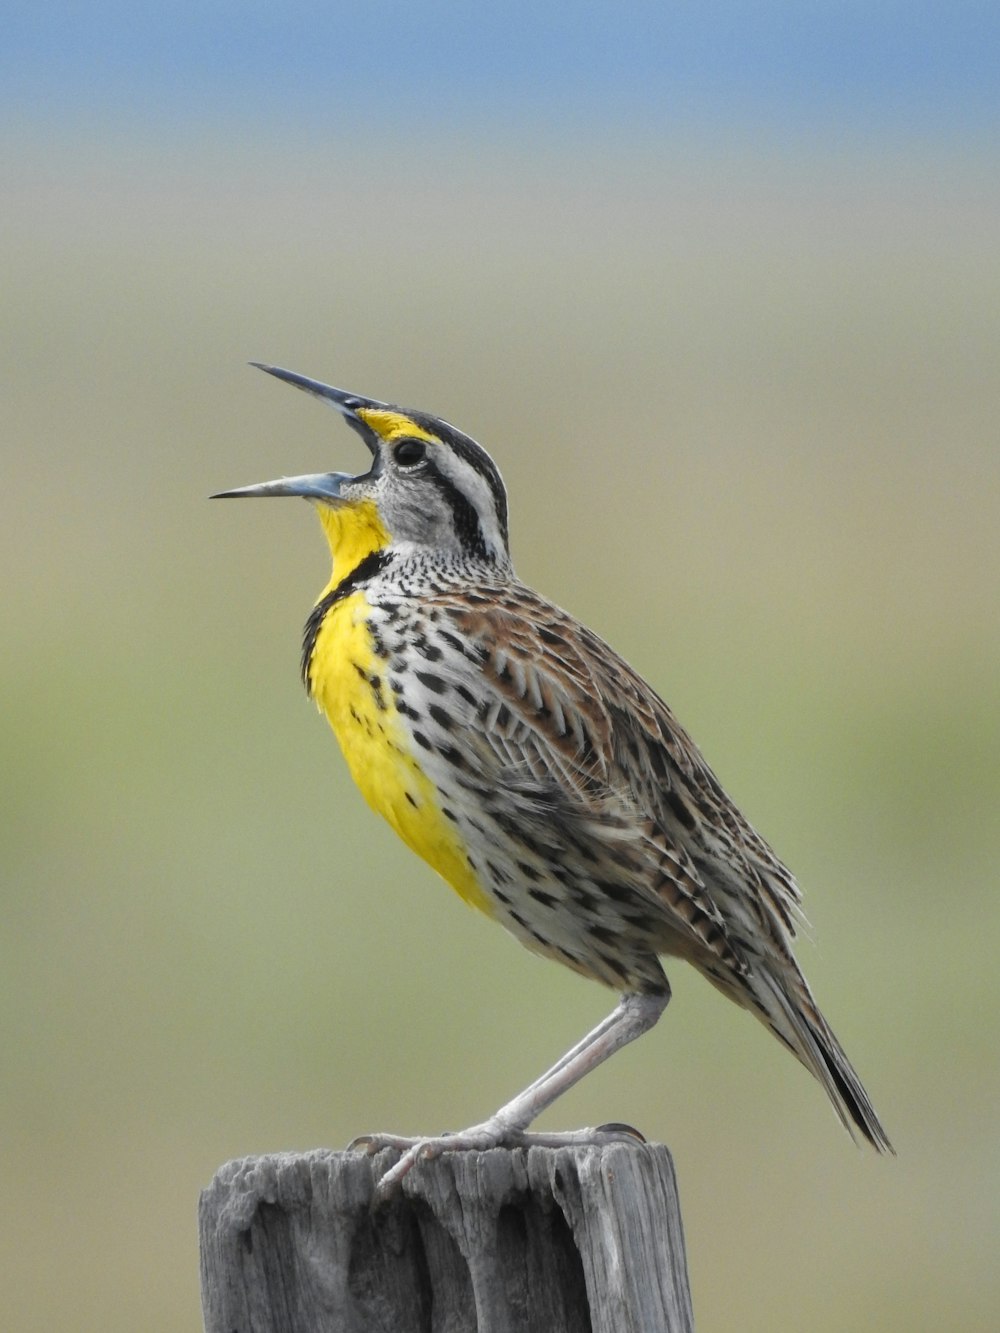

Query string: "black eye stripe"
[422, 468, 489, 561]
[400, 412, 509, 544]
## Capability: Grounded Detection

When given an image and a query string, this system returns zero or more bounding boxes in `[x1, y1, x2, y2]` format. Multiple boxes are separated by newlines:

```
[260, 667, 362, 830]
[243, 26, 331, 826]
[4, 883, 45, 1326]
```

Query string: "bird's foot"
[350, 1117, 523, 1199]
[349, 1119, 647, 1201]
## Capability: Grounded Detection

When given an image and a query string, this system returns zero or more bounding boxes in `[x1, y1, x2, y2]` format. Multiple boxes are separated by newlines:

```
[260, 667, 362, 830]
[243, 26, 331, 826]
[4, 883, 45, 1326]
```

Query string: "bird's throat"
[315, 498, 392, 591]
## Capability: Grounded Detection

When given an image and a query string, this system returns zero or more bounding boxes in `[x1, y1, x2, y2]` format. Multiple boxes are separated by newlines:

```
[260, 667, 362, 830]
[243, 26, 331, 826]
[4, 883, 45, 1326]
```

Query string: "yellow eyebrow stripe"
[355, 407, 439, 444]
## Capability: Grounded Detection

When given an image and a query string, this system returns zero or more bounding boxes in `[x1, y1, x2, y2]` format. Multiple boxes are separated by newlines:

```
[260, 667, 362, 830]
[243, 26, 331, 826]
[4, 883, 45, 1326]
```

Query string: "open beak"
[211, 363, 386, 501]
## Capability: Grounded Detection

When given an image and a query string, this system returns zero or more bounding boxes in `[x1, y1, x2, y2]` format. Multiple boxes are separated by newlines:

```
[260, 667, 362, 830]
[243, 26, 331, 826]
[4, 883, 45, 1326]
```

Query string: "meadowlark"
[214, 363, 892, 1191]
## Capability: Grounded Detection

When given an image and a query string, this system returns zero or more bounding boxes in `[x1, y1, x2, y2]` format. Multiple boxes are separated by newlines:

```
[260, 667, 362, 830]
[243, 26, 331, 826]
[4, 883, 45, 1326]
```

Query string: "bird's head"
[213, 364, 511, 578]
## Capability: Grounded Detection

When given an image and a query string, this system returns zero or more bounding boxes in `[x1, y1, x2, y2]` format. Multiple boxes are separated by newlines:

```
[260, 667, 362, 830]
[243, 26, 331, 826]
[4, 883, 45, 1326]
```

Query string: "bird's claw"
[347, 1131, 421, 1155]
[595, 1120, 647, 1143]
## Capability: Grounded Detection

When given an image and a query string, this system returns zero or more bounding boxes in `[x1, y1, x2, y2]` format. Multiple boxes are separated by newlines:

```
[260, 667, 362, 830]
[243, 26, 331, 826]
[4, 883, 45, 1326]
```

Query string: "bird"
[213, 362, 893, 1192]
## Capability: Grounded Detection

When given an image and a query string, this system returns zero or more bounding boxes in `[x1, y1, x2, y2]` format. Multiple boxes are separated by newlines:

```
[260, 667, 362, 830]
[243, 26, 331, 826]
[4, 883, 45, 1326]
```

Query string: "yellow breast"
[306, 583, 495, 919]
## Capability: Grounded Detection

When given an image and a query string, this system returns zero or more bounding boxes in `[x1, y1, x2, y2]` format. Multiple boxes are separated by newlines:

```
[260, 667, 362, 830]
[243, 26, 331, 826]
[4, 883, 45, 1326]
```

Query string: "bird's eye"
[393, 439, 427, 468]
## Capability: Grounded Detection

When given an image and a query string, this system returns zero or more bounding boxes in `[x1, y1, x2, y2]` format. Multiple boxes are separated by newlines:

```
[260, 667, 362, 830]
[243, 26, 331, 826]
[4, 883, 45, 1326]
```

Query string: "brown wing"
[445, 583, 803, 952]
[430, 581, 801, 975]
[572, 615, 805, 959]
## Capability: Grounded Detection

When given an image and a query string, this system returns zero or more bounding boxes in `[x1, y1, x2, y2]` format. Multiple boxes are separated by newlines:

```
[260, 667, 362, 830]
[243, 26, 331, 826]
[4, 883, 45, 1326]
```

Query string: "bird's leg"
[516, 1001, 642, 1092]
[353, 989, 669, 1198]
[484, 988, 670, 1127]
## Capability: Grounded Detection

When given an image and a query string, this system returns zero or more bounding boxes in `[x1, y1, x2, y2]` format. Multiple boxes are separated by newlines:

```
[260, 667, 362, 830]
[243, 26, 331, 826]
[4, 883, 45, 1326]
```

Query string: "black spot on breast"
[593, 879, 633, 904]
[528, 887, 559, 909]
[587, 923, 620, 947]
[369, 628, 387, 658]
[428, 704, 454, 731]
[490, 809, 522, 840]
[570, 886, 599, 913]
[416, 671, 447, 694]
[567, 835, 599, 865]
[352, 663, 386, 710]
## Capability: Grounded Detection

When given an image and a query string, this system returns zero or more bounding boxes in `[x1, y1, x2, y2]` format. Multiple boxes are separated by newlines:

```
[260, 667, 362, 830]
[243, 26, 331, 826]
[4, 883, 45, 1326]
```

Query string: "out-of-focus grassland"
[3, 128, 998, 1331]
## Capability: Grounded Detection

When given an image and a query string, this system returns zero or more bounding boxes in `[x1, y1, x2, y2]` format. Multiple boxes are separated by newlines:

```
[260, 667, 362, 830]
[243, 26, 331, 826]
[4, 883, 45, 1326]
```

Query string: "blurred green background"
[3, 5, 999, 1330]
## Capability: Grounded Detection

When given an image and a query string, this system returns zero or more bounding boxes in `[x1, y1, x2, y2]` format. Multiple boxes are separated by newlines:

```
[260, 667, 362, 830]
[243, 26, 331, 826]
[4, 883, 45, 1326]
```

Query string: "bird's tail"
[745, 964, 895, 1153]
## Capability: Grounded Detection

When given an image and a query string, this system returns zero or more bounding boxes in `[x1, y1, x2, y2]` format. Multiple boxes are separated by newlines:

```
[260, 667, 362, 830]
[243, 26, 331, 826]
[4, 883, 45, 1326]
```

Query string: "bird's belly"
[307, 592, 495, 918]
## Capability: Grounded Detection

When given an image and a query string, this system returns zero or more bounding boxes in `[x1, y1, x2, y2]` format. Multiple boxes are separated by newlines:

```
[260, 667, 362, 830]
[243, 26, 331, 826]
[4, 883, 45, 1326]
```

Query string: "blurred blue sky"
[4, 2, 997, 137]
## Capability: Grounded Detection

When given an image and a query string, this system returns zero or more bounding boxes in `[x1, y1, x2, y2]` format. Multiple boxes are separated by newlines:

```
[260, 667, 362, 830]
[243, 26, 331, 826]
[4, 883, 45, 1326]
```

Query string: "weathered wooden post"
[199, 1143, 693, 1332]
